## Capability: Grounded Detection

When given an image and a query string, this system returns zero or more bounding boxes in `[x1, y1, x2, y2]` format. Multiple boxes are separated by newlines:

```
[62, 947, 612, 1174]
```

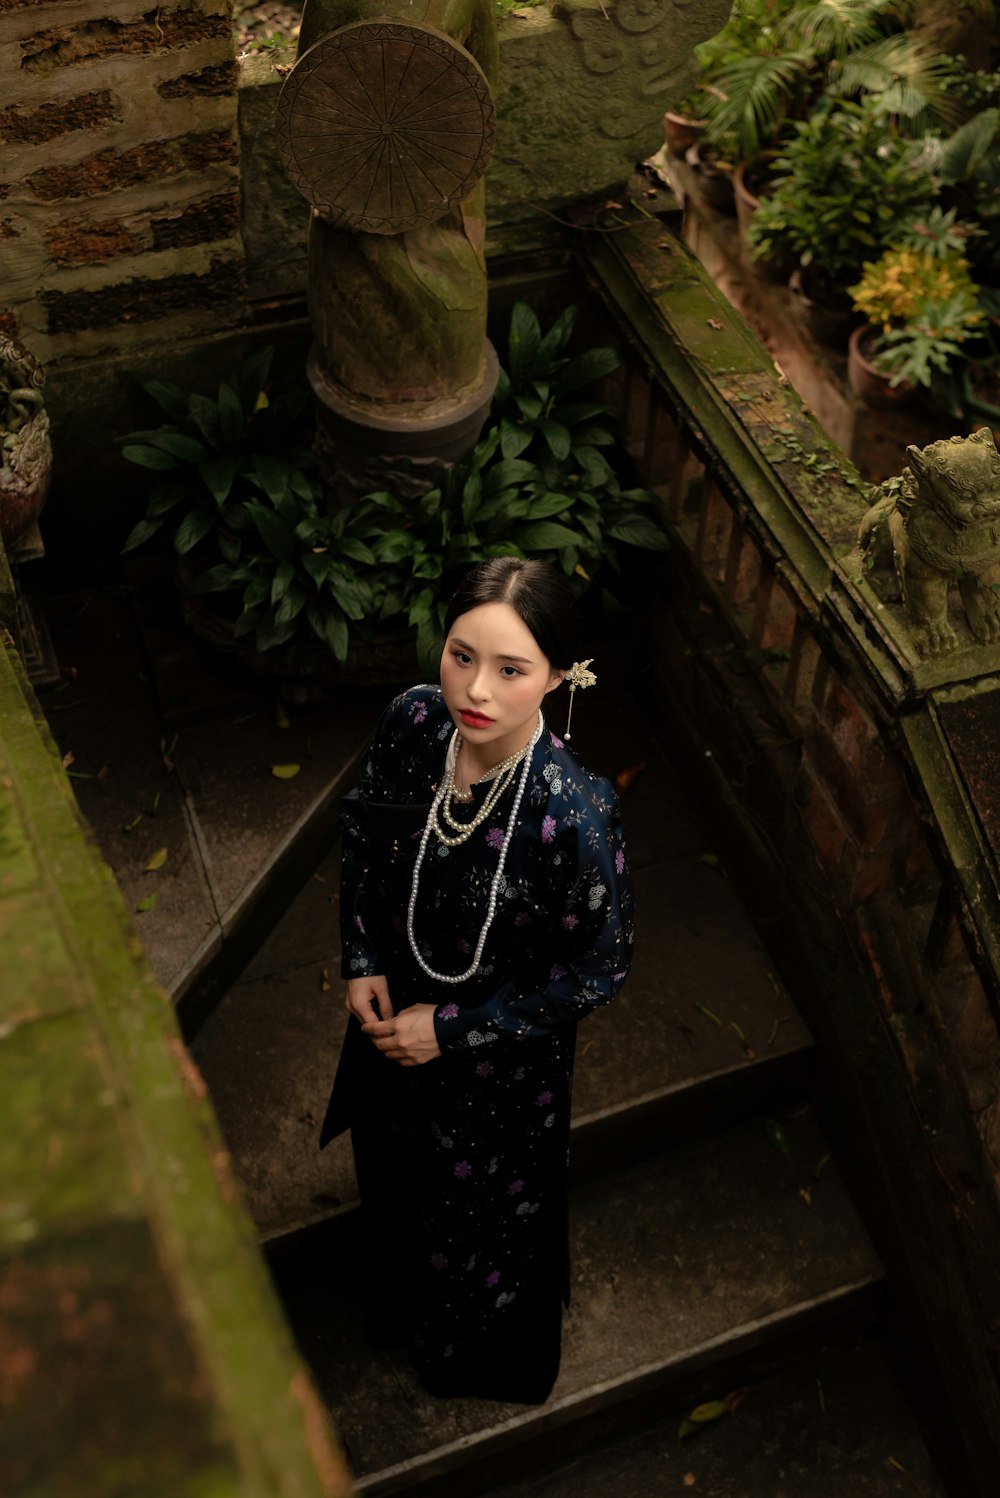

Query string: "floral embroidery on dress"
[541, 815, 557, 844]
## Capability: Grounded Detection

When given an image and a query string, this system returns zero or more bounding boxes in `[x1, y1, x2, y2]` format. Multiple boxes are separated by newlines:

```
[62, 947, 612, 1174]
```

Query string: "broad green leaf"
[373, 529, 415, 564]
[148, 484, 186, 518]
[122, 515, 166, 553]
[572, 423, 617, 447]
[303, 552, 331, 589]
[514, 520, 584, 551]
[243, 577, 269, 609]
[275, 585, 306, 626]
[271, 559, 294, 605]
[537, 304, 576, 361]
[218, 380, 245, 452]
[234, 606, 263, 637]
[173, 507, 216, 554]
[255, 618, 296, 650]
[526, 491, 575, 519]
[246, 499, 294, 560]
[219, 530, 241, 565]
[187, 563, 237, 594]
[188, 393, 220, 444]
[198, 455, 236, 505]
[149, 430, 207, 463]
[556, 346, 621, 393]
[516, 391, 544, 421]
[556, 400, 608, 426]
[482, 458, 537, 497]
[338, 536, 376, 565]
[322, 612, 350, 661]
[134, 375, 190, 421]
[608, 517, 670, 551]
[145, 847, 168, 871]
[508, 301, 542, 384]
[537, 419, 572, 461]
[253, 453, 291, 506]
[271, 762, 301, 779]
[121, 443, 179, 471]
[500, 420, 533, 459]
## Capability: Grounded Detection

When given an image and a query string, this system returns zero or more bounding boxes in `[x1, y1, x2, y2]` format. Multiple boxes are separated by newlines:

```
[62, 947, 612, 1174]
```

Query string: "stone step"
[483, 1331, 947, 1498]
[273, 1109, 882, 1497]
[193, 825, 814, 1248]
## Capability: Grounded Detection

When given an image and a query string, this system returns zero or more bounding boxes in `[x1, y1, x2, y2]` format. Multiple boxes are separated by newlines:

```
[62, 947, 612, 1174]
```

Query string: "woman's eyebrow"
[450, 637, 535, 665]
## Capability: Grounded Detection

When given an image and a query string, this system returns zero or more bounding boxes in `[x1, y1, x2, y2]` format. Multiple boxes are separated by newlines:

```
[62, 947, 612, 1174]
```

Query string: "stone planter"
[847, 325, 916, 409]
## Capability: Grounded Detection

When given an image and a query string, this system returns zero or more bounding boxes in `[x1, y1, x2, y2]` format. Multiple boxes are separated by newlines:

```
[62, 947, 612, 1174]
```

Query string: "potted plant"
[747, 97, 936, 343]
[119, 308, 670, 685]
[848, 245, 984, 407]
[118, 346, 404, 692]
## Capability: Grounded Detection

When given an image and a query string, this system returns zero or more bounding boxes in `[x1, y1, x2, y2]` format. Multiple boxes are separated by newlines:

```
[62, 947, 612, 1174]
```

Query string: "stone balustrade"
[581, 212, 1000, 1496]
[0, 533, 349, 1494]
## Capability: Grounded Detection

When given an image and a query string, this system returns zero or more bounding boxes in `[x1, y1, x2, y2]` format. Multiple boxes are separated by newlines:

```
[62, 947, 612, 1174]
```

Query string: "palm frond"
[704, 50, 813, 158]
[835, 33, 964, 128]
[938, 107, 1000, 184]
[778, 0, 885, 58]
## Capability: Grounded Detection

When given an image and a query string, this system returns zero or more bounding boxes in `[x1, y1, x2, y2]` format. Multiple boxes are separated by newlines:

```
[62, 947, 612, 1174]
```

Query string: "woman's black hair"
[443, 558, 581, 670]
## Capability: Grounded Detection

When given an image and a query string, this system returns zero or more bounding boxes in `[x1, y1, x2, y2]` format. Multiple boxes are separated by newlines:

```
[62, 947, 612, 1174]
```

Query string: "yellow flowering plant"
[849, 248, 984, 390]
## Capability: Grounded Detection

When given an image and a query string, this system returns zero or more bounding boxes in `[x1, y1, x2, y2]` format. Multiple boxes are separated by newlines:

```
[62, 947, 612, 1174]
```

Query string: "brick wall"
[0, 0, 243, 364]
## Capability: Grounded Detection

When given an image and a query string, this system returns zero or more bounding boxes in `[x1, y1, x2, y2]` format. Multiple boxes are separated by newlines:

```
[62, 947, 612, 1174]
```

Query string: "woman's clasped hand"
[344, 975, 441, 1066]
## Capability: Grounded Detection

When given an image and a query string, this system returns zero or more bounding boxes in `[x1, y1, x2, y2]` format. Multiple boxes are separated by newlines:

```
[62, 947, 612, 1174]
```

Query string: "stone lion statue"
[858, 426, 1000, 657]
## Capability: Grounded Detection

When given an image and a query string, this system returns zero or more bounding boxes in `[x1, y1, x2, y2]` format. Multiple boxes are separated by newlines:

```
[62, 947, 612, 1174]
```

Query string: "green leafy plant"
[356, 302, 668, 670]
[850, 247, 984, 389]
[746, 97, 935, 285]
[119, 308, 669, 675]
[698, 0, 958, 163]
[120, 346, 317, 560]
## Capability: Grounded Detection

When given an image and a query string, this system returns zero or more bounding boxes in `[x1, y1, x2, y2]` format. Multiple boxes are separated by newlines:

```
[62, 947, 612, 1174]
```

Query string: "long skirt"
[323, 1017, 576, 1404]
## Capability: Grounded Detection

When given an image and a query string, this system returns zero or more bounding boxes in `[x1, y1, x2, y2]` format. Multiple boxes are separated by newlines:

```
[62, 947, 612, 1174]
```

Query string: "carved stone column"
[278, 0, 499, 503]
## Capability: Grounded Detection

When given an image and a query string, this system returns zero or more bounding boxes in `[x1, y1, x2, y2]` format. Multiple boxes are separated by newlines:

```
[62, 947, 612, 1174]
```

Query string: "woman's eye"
[500, 665, 522, 678]
[453, 651, 472, 666]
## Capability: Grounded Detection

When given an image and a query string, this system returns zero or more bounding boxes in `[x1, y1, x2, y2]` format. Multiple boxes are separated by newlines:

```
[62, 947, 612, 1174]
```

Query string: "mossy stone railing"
[580, 212, 1000, 1496]
[0, 546, 350, 1493]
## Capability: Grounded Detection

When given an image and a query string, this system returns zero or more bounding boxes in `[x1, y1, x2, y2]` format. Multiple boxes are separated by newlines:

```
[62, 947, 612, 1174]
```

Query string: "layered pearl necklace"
[407, 712, 543, 984]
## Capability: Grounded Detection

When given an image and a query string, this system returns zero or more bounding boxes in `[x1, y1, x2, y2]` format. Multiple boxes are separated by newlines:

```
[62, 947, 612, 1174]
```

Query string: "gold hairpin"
[565, 659, 596, 740]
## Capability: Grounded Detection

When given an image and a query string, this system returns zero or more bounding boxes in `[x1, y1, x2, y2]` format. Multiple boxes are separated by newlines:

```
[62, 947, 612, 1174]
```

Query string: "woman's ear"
[545, 669, 566, 695]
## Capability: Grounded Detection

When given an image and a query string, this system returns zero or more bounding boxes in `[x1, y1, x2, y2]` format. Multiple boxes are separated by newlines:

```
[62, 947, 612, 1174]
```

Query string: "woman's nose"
[468, 670, 491, 702]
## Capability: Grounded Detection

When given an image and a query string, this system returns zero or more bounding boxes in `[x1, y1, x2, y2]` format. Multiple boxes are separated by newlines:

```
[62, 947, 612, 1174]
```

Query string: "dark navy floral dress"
[320, 685, 633, 1404]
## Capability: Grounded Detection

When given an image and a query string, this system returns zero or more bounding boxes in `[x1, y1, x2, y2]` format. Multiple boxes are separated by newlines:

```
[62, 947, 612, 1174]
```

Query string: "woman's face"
[440, 602, 564, 763]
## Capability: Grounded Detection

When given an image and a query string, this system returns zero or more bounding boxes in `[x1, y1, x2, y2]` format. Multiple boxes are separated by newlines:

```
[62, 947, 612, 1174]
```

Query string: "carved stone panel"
[276, 19, 496, 234]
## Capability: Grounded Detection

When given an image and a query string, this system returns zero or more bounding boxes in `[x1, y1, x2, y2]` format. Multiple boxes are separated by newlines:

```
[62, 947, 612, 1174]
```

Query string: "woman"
[319, 557, 633, 1405]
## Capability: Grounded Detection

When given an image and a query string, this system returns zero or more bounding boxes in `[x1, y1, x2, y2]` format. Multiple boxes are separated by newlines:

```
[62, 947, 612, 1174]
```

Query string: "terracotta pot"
[791, 268, 858, 350]
[663, 109, 704, 158]
[732, 160, 796, 285]
[685, 143, 735, 215]
[847, 325, 916, 408]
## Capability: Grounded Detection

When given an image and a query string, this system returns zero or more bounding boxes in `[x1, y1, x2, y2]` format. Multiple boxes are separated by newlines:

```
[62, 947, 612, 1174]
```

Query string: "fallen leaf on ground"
[613, 761, 645, 796]
[683, 1475, 696, 1487]
[320, 966, 331, 992]
[765, 1117, 792, 1155]
[799, 1186, 813, 1207]
[136, 894, 157, 914]
[275, 699, 290, 729]
[271, 763, 301, 779]
[145, 847, 168, 872]
[707, 317, 724, 330]
[62, 750, 75, 768]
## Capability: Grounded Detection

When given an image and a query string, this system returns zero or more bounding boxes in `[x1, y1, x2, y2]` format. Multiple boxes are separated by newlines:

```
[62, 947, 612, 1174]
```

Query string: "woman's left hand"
[362, 1003, 442, 1066]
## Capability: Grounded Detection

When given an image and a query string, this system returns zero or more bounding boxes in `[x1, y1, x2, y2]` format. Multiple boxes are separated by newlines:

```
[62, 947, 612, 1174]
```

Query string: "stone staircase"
[189, 665, 948, 1497]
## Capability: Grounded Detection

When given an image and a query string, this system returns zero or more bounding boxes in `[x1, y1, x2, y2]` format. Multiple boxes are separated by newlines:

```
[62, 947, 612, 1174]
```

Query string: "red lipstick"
[459, 709, 494, 728]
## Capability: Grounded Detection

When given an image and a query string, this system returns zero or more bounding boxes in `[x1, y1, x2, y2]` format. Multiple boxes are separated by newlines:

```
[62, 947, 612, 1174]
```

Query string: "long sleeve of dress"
[432, 791, 633, 1051]
[339, 703, 396, 982]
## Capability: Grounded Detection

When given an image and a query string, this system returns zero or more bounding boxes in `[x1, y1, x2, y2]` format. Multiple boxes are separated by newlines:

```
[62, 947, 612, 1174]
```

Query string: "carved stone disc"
[276, 19, 496, 235]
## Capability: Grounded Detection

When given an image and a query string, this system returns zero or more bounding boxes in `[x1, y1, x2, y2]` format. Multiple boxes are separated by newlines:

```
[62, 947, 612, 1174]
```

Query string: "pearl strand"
[437, 747, 527, 843]
[407, 713, 543, 985]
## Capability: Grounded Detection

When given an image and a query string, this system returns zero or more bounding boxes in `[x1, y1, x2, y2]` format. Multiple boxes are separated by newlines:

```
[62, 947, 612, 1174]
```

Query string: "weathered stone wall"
[0, 525, 350, 1493]
[0, 0, 244, 364]
[582, 213, 1000, 1495]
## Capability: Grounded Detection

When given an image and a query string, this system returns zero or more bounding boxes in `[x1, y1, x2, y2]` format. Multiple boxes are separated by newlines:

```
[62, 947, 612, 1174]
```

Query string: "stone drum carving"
[0, 335, 51, 550]
[859, 427, 1000, 657]
[276, 20, 496, 235]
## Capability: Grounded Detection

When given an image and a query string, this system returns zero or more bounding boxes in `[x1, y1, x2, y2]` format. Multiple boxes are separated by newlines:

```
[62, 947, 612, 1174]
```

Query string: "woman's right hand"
[345, 973, 393, 1026]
